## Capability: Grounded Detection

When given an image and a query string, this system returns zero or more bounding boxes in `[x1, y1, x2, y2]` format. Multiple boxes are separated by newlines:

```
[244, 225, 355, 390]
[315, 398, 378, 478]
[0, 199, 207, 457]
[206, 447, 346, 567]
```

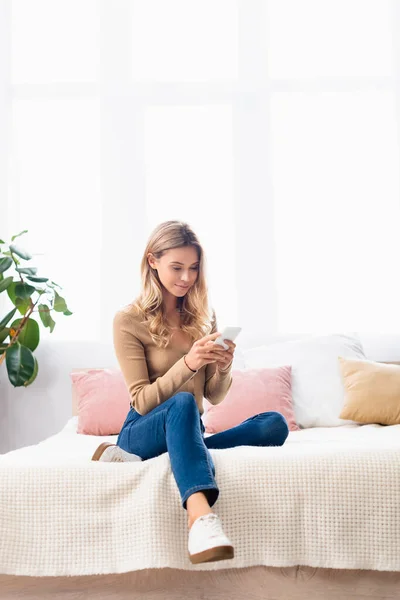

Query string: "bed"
[1, 361, 400, 600]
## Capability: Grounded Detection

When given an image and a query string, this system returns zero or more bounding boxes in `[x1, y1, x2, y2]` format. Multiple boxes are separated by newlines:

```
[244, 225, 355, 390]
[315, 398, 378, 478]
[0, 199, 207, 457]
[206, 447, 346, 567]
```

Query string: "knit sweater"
[112, 304, 233, 416]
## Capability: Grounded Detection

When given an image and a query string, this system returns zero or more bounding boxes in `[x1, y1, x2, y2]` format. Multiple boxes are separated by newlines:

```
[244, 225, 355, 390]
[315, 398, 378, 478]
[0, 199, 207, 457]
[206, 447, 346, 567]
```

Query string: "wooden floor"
[1, 565, 400, 600]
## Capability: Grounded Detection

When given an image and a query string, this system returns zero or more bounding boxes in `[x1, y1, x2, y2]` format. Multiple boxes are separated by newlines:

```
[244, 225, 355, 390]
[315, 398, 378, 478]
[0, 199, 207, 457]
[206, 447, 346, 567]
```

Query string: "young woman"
[91, 220, 289, 565]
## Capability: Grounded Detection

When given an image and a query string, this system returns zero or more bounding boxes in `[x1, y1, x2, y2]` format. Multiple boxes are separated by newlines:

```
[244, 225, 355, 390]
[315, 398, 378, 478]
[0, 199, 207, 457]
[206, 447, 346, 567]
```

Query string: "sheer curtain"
[1, 0, 400, 345]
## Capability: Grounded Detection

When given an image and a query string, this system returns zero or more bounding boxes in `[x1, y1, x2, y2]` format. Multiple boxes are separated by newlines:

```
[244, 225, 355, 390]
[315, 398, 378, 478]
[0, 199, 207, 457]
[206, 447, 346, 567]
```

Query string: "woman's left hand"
[215, 340, 236, 371]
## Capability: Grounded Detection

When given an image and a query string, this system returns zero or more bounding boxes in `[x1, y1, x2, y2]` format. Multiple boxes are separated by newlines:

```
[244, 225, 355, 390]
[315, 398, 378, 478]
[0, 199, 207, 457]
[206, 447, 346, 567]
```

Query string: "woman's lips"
[176, 285, 189, 289]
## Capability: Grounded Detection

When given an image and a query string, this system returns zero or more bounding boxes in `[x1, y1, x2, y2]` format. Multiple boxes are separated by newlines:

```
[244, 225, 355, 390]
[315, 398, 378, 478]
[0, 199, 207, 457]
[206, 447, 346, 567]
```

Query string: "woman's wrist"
[184, 354, 197, 373]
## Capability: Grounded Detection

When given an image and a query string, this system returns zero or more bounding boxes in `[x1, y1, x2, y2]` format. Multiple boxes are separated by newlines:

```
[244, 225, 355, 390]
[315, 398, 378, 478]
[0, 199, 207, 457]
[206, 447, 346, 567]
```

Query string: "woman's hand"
[214, 339, 236, 371]
[185, 332, 230, 371]
[185, 333, 236, 371]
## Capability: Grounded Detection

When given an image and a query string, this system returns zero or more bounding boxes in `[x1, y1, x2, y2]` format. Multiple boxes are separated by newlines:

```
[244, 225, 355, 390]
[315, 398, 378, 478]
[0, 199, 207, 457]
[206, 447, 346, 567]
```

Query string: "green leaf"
[11, 230, 28, 242]
[15, 282, 36, 300]
[10, 317, 40, 352]
[38, 304, 56, 333]
[26, 275, 49, 283]
[0, 307, 17, 328]
[53, 290, 69, 313]
[9, 243, 32, 260]
[15, 298, 31, 315]
[0, 327, 10, 343]
[16, 267, 37, 275]
[7, 282, 31, 315]
[5, 342, 36, 387]
[24, 354, 38, 386]
[0, 239, 5, 244]
[38, 304, 50, 324]
[0, 276, 13, 293]
[0, 257, 13, 274]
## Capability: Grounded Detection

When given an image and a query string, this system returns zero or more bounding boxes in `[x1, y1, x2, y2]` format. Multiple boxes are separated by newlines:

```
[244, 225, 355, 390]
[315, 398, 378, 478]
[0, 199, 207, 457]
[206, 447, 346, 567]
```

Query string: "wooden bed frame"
[1, 362, 400, 599]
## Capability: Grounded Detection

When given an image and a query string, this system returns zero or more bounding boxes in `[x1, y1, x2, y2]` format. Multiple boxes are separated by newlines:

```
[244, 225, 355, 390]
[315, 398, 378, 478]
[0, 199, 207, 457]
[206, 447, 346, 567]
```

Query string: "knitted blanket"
[0, 419, 399, 576]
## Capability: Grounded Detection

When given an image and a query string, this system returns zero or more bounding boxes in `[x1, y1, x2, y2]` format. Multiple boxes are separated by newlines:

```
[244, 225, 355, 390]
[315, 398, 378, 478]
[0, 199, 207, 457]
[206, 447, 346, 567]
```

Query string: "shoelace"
[113, 448, 125, 462]
[105, 446, 124, 462]
[196, 514, 223, 539]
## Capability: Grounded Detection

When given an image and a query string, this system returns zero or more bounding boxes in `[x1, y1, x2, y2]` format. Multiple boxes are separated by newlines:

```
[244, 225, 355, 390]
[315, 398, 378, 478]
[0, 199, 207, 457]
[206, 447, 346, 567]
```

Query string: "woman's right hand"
[185, 332, 227, 371]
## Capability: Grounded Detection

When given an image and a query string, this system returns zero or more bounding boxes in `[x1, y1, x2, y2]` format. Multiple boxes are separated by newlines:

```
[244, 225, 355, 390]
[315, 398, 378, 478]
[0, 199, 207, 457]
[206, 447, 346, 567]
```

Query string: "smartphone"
[213, 326, 242, 351]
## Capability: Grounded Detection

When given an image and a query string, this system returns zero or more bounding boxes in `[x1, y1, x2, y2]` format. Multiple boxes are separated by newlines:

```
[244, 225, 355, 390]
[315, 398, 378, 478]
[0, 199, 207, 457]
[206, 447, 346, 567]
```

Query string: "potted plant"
[0, 230, 72, 387]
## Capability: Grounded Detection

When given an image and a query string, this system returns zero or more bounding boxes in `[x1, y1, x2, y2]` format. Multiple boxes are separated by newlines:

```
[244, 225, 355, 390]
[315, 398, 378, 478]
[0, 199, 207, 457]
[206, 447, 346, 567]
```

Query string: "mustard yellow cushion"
[338, 356, 400, 425]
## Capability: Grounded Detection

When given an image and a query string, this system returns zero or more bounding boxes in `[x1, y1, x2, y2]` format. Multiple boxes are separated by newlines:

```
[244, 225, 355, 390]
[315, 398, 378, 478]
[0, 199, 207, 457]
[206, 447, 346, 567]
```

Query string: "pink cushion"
[202, 366, 300, 433]
[70, 369, 130, 435]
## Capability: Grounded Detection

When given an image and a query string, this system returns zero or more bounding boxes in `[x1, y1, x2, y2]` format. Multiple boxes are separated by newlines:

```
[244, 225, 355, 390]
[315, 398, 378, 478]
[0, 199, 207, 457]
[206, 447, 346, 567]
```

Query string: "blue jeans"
[116, 392, 289, 511]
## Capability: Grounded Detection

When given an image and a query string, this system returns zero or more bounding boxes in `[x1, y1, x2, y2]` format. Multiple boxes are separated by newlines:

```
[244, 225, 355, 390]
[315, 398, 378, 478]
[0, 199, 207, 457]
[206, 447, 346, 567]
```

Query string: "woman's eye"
[172, 267, 198, 271]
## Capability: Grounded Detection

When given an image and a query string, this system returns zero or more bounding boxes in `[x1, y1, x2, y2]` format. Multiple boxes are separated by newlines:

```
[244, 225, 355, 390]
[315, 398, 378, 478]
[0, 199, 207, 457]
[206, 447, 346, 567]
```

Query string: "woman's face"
[148, 247, 200, 298]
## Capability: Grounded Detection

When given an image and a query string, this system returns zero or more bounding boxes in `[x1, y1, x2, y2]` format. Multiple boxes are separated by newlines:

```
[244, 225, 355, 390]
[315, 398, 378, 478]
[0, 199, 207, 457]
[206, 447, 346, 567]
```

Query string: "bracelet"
[183, 354, 197, 373]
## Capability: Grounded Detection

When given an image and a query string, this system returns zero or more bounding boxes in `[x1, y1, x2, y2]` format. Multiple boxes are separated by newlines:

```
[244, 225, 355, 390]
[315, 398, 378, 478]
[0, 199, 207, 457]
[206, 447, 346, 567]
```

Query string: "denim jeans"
[116, 392, 289, 511]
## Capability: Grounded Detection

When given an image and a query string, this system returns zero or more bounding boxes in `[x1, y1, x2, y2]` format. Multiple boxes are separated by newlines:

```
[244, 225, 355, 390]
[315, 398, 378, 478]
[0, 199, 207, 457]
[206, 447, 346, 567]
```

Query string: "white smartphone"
[213, 326, 242, 351]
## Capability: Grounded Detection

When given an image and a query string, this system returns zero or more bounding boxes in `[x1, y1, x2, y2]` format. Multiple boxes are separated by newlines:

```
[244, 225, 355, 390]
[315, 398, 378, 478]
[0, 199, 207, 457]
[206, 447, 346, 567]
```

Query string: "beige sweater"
[112, 304, 233, 416]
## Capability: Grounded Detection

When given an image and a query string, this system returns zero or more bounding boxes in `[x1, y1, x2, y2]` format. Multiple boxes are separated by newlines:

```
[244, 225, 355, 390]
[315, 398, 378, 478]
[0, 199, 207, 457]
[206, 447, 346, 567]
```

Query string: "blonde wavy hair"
[131, 220, 215, 349]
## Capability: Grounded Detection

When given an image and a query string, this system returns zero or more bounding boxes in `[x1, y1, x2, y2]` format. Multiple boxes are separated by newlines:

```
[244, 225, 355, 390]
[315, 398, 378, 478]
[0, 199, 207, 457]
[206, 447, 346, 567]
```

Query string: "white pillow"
[242, 333, 366, 428]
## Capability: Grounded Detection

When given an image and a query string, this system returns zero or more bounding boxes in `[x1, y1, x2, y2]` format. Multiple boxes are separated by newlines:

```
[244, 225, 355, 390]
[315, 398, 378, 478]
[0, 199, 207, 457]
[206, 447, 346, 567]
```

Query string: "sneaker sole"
[91, 442, 114, 461]
[189, 544, 234, 564]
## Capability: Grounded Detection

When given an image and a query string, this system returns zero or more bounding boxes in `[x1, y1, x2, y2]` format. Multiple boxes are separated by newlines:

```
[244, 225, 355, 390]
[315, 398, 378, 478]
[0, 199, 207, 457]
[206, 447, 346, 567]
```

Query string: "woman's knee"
[166, 391, 198, 416]
[261, 411, 289, 445]
[171, 391, 197, 407]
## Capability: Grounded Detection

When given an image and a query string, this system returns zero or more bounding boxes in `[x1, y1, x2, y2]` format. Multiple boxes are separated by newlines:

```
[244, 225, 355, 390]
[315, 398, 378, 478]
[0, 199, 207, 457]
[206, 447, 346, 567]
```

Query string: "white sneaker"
[91, 442, 142, 463]
[188, 513, 234, 564]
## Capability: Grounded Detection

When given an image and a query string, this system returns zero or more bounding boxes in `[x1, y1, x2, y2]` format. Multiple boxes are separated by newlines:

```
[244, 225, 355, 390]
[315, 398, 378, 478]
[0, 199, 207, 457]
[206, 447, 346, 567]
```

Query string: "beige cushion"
[338, 356, 400, 425]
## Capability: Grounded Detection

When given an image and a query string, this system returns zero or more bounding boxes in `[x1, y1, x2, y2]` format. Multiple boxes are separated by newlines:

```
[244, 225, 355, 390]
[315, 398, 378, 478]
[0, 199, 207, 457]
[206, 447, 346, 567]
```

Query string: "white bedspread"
[1, 418, 399, 576]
